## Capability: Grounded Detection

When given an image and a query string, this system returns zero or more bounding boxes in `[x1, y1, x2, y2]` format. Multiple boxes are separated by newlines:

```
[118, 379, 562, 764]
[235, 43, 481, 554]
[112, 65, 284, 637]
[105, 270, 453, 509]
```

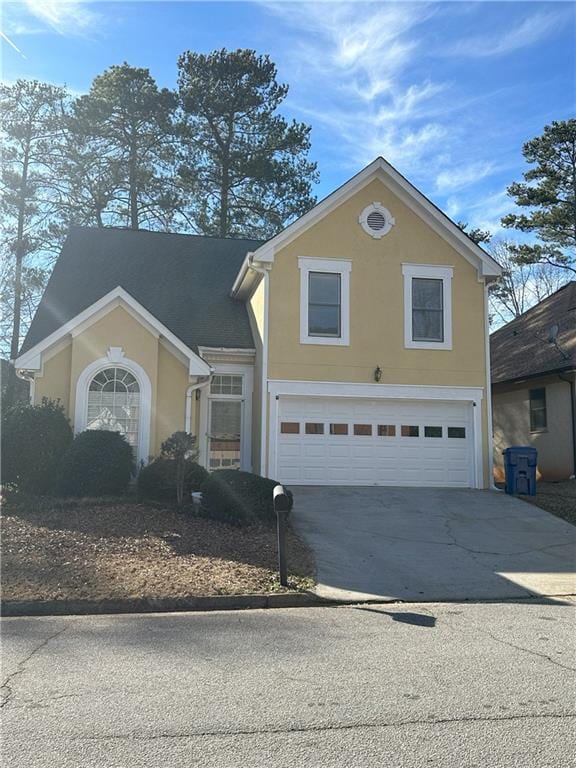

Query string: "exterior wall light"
[374, 366, 382, 382]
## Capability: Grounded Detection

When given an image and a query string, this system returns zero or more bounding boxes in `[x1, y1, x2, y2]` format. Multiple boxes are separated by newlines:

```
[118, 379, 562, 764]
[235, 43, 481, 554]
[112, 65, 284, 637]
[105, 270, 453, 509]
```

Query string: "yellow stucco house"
[16, 158, 502, 488]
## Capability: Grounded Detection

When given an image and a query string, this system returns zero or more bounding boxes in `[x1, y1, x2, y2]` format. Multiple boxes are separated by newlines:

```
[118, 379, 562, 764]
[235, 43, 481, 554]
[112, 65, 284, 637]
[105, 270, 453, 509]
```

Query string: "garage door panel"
[276, 396, 475, 487]
[326, 445, 352, 458]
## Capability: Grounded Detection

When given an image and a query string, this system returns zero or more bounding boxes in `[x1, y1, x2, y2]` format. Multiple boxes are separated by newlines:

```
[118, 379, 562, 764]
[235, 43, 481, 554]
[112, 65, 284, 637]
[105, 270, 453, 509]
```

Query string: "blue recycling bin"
[502, 446, 538, 496]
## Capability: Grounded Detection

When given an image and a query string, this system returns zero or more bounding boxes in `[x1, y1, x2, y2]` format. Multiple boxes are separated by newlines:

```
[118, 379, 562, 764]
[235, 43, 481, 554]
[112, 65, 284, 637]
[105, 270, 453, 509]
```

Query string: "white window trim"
[298, 257, 351, 346]
[74, 348, 152, 466]
[402, 264, 453, 350]
[198, 363, 254, 472]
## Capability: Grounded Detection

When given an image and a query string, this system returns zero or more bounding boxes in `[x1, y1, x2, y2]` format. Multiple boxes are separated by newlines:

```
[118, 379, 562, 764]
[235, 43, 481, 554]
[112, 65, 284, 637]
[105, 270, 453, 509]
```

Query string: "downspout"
[185, 376, 211, 435]
[558, 372, 576, 479]
[484, 283, 497, 490]
[15, 369, 35, 405]
[248, 258, 270, 477]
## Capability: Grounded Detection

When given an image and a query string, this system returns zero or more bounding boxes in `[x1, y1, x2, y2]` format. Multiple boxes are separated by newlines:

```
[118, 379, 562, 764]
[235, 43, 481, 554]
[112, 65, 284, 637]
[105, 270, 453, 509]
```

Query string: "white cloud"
[448, 189, 514, 236]
[362, 122, 448, 171]
[446, 11, 564, 58]
[268, 2, 434, 94]
[0, 29, 27, 58]
[6, 0, 105, 37]
[262, 1, 450, 176]
[436, 161, 496, 194]
[374, 81, 447, 121]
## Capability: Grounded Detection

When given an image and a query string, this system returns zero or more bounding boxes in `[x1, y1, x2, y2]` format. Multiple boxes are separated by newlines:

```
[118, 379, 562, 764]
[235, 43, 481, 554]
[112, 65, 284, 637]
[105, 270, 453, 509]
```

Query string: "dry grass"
[1, 497, 315, 601]
[520, 481, 576, 525]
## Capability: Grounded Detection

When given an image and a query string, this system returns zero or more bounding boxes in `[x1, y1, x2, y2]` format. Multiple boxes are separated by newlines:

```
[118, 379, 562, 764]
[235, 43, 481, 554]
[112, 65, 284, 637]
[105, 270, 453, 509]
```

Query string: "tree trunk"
[10, 147, 30, 361]
[219, 157, 229, 238]
[176, 459, 184, 506]
[6, 146, 29, 407]
[129, 139, 139, 230]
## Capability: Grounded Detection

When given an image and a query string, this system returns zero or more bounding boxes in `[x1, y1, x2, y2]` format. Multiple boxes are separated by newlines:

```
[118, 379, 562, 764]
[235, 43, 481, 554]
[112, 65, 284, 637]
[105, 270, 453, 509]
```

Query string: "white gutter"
[231, 251, 256, 296]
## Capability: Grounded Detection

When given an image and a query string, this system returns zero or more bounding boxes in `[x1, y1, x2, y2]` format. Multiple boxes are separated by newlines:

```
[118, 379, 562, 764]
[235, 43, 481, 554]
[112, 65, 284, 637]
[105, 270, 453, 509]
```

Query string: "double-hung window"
[308, 272, 341, 337]
[299, 257, 351, 345]
[402, 264, 453, 350]
[529, 387, 547, 432]
[412, 278, 444, 342]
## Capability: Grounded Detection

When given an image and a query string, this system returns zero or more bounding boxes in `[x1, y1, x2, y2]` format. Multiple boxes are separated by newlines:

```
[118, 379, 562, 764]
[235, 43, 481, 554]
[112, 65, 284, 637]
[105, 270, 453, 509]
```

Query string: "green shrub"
[160, 431, 198, 506]
[1, 399, 73, 494]
[56, 430, 135, 497]
[137, 457, 208, 503]
[200, 470, 292, 525]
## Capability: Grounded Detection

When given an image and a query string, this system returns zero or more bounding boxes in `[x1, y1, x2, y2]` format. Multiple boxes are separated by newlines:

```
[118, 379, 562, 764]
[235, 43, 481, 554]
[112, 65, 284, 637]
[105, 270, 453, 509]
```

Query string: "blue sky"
[2, 1, 574, 235]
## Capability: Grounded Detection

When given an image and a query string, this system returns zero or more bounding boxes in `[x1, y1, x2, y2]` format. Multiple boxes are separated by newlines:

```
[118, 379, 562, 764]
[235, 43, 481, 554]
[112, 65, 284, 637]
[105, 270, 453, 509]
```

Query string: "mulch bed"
[1, 497, 315, 601]
[520, 481, 576, 525]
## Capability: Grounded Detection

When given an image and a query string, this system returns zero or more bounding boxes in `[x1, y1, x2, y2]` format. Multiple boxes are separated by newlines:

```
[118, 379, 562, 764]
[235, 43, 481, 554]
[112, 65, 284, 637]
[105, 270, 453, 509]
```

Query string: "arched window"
[86, 367, 140, 450]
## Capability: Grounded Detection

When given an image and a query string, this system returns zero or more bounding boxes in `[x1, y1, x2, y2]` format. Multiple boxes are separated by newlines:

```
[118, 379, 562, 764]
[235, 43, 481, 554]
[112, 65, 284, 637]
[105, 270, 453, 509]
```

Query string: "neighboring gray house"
[491, 281, 576, 482]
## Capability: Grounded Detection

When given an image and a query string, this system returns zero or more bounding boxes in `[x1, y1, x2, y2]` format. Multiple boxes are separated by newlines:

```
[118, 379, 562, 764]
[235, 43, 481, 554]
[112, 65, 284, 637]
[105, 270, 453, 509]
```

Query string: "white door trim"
[268, 380, 484, 402]
[199, 363, 254, 472]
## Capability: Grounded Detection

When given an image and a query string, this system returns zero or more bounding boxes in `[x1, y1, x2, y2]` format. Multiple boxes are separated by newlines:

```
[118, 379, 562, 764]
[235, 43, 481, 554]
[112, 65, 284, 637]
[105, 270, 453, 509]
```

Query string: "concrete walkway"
[291, 487, 576, 601]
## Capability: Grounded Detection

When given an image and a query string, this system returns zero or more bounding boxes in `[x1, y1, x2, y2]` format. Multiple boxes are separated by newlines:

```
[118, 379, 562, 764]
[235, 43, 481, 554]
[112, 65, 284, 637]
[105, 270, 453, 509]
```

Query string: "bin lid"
[502, 445, 538, 455]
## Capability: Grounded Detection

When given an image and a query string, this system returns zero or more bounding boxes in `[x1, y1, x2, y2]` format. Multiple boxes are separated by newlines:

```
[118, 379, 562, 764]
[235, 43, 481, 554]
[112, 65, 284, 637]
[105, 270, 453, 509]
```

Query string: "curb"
[2, 592, 572, 618]
[0, 592, 333, 618]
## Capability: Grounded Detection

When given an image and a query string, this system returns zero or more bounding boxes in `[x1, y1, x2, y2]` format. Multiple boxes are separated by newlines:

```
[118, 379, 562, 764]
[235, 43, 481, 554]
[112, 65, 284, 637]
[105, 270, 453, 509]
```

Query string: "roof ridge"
[490, 279, 575, 337]
[69, 225, 265, 244]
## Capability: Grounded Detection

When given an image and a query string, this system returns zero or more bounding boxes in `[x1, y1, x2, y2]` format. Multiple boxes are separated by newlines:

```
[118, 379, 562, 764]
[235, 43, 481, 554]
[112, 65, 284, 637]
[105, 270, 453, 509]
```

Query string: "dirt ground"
[520, 481, 576, 525]
[1, 498, 315, 601]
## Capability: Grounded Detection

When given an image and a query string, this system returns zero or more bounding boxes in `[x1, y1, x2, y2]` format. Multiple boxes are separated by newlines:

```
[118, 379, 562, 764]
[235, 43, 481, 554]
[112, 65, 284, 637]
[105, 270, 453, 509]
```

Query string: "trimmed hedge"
[137, 457, 208, 503]
[1, 399, 73, 494]
[56, 430, 135, 497]
[200, 470, 292, 525]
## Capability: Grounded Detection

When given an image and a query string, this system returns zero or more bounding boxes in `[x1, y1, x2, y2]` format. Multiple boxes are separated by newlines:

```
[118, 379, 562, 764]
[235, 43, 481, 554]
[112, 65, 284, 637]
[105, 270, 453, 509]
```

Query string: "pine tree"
[0, 79, 69, 401]
[177, 48, 318, 238]
[502, 119, 576, 273]
[71, 63, 180, 230]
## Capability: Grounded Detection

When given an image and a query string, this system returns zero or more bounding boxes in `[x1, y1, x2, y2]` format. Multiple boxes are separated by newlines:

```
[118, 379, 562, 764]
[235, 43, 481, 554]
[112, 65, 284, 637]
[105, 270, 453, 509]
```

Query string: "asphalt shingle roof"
[490, 281, 576, 384]
[20, 227, 264, 355]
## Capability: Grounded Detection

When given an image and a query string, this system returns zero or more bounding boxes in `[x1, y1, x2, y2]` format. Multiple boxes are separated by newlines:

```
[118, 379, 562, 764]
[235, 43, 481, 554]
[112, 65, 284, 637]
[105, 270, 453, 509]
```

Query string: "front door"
[200, 368, 254, 472]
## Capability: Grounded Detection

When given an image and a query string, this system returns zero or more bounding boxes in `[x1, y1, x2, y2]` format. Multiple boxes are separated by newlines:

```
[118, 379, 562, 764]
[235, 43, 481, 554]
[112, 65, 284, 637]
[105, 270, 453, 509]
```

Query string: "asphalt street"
[2, 599, 575, 767]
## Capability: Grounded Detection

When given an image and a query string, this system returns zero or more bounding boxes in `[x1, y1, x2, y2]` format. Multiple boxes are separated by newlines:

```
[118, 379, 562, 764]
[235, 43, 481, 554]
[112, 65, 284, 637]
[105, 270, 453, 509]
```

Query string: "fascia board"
[246, 157, 501, 279]
[16, 286, 211, 376]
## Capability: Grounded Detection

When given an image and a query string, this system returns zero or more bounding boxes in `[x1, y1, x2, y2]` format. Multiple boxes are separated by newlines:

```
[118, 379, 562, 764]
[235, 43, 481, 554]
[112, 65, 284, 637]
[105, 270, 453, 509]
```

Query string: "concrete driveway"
[291, 487, 576, 601]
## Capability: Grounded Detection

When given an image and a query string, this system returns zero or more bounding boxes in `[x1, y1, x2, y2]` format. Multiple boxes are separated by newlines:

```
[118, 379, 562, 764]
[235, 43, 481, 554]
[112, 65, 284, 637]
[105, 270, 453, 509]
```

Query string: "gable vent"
[366, 210, 387, 231]
[359, 202, 395, 239]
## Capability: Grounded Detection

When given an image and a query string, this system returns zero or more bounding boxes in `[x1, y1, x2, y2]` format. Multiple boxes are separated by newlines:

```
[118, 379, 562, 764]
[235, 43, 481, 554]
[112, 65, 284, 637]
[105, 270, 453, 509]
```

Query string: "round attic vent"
[367, 210, 387, 231]
[359, 202, 395, 239]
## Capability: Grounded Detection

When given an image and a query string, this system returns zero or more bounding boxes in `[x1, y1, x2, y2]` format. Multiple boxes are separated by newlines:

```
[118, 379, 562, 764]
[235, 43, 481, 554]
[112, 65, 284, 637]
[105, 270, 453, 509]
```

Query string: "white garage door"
[276, 397, 475, 487]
